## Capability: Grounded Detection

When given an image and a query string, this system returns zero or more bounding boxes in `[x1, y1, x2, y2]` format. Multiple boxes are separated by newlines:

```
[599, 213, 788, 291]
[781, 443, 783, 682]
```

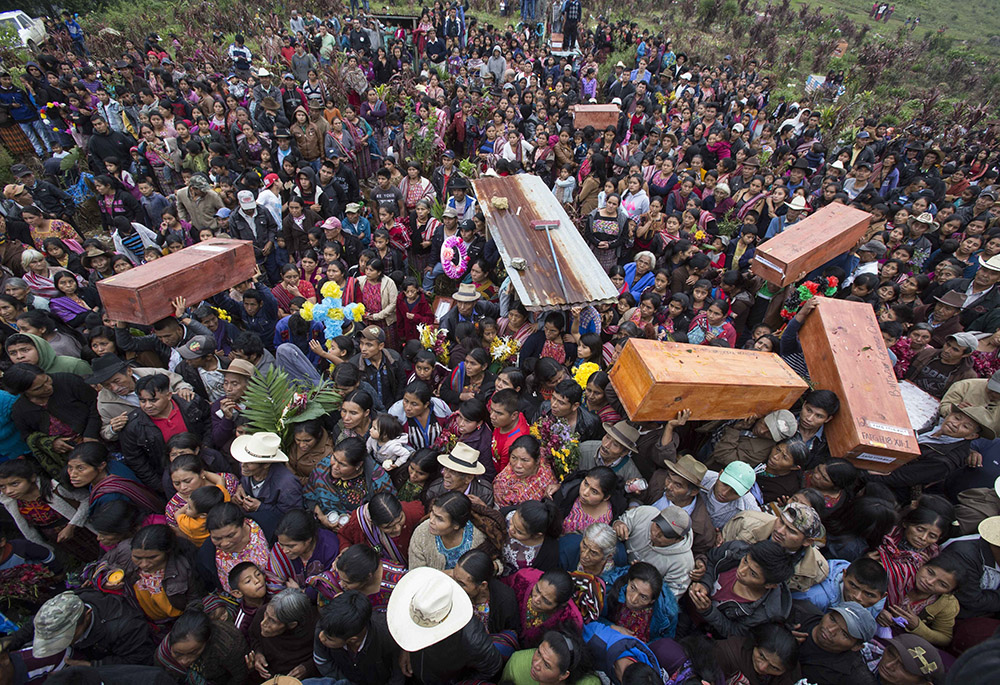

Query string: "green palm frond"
[240, 367, 294, 436]
[239, 366, 344, 447]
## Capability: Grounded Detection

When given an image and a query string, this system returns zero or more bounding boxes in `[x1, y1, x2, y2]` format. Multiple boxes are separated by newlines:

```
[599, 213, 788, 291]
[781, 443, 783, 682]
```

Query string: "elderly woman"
[493, 435, 559, 508]
[337, 491, 425, 566]
[21, 249, 83, 300]
[304, 437, 393, 532]
[564, 522, 620, 622]
[3, 279, 48, 313]
[623, 251, 656, 298]
[247, 588, 319, 681]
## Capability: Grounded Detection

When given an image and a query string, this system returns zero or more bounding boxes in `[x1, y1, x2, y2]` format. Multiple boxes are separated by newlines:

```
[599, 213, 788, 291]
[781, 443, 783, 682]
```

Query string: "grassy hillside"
[6, 0, 993, 142]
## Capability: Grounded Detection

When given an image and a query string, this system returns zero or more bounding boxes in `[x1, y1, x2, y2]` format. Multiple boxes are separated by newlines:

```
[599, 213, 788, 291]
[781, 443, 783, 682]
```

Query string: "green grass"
[790, 0, 1000, 58]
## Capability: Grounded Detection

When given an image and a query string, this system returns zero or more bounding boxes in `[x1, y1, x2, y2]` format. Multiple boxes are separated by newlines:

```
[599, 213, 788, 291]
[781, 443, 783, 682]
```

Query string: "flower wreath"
[300, 281, 365, 340]
[779, 276, 840, 320]
[38, 102, 72, 134]
[441, 234, 470, 280]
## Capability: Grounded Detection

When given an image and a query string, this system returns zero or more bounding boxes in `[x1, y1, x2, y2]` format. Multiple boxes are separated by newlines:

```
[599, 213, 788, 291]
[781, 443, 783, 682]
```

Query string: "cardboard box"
[573, 104, 620, 132]
[751, 204, 871, 286]
[609, 339, 808, 422]
[98, 238, 256, 325]
[798, 297, 920, 472]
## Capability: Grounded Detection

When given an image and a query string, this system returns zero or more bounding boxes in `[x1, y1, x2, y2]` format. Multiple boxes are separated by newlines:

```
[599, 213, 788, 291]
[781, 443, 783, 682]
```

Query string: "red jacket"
[396, 291, 435, 342]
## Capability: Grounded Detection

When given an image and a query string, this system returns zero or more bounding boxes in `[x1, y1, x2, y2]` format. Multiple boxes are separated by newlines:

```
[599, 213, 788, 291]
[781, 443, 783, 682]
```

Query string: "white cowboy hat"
[785, 196, 807, 211]
[980, 254, 1000, 272]
[231, 432, 289, 463]
[386, 567, 473, 652]
[436, 443, 486, 475]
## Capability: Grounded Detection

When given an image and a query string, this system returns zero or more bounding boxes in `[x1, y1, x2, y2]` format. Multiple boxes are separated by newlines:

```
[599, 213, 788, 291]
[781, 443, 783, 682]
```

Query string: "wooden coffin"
[750, 203, 871, 286]
[98, 238, 256, 325]
[798, 297, 920, 472]
[550, 33, 564, 50]
[609, 339, 808, 422]
[573, 104, 620, 131]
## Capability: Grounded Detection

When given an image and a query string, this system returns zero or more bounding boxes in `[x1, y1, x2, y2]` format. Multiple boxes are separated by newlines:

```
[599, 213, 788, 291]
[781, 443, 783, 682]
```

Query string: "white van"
[0, 11, 48, 50]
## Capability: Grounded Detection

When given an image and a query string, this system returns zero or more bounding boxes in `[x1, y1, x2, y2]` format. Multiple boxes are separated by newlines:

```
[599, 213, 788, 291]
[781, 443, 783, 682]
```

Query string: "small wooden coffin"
[98, 238, 256, 325]
[798, 297, 920, 472]
[573, 104, 620, 131]
[750, 203, 871, 286]
[609, 339, 808, 422]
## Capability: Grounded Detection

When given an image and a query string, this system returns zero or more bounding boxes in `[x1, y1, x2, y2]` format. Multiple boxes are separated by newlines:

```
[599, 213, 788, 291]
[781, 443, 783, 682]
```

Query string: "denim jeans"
[19, 120, 52, 156]
[521, 0, 536, 22]
[422, 261, 445, 292]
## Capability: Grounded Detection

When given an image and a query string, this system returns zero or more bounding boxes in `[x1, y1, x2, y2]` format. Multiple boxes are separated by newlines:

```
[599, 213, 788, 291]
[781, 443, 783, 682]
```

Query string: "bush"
[0, 146, 14, 186]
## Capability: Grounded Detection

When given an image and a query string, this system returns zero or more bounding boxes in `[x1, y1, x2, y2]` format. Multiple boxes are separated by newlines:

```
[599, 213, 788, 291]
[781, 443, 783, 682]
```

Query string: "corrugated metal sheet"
[473, 175, 620, 311]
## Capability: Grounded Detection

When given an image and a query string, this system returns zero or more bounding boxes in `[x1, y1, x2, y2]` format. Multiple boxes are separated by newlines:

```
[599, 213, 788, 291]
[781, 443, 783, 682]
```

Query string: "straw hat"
[437, 443, 485, 475]
[231, 432, 289, 463]
[452, 283, 482, 303]
[979, 515, 1000, 546]
[663, 454, 707, 491]
[603, 421, 639, 453]
[386, 567, 473, 651]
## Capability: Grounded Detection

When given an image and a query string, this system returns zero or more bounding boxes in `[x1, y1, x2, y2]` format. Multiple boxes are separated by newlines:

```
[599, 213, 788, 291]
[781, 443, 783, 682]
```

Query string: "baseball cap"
[883, 634, 944, 680]
[9, 163, 31, 178]
[859, 240, 887, 257]
[947, 332, 979, 353]
[830, 602, 877, 642]
[345, 203, 361, 214]
[763, 409, 796, 442]
[718, 462, 755, 497]
[237, 190, 256, 211]
[442, 206, 459, 218]
[263, 173, 281, 188]
[322, 216, 342, 231]
[856, 130, 871, 139]
[780, 501, 826, 540]
[732, 123, 745, 133]
[361, 325, 386, 343]
[611, 97, 623, 105]
[178, 335, 217, 359]
[653, 505, 691, 538]
[32, 591, 86, 658]
[443, 150, 456, 158]
[215, 207, 232, 219]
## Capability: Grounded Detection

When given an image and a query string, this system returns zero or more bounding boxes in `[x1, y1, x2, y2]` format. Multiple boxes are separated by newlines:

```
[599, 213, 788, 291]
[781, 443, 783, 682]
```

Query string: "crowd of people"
[0, 3, 1000, 685]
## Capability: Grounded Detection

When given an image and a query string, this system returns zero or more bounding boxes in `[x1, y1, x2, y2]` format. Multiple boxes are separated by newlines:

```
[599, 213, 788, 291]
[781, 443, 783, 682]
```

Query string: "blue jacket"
[582, 622, 660, 685]
[599, 566, 679, 640]
[214, 286, 280, 350]
[0, 391, 29, 461]
[792, 558, 885, 620]
[623, 262, 655, 299]
[0, 86, 39, 123]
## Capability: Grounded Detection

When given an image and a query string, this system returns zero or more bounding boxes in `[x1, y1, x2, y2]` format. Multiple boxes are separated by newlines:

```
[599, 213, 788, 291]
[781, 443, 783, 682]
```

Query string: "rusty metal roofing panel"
[473, 175, 619, 311]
